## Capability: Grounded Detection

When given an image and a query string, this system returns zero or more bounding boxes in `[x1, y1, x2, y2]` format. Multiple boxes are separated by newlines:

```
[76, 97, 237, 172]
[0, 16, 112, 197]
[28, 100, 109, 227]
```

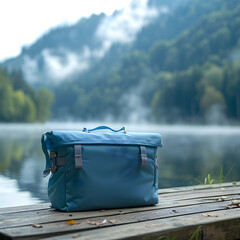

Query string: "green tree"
[200, 86, 226, 118]
[35, 88, 54, 122]
[150, 42, 171, 72]
[201, 64, 224, 91]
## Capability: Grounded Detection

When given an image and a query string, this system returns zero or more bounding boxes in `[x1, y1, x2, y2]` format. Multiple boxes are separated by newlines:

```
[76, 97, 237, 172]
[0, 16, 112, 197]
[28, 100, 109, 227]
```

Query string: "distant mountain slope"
[2, 0, 240, 123]
[2, 0, 185, 88]
[52, 0, 240, 123]
[2, 13, 106, 87]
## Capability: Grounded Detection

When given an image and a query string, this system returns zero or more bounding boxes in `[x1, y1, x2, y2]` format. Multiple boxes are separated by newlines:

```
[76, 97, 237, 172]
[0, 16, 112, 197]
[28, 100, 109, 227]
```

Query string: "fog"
[21, 0, 165, 85]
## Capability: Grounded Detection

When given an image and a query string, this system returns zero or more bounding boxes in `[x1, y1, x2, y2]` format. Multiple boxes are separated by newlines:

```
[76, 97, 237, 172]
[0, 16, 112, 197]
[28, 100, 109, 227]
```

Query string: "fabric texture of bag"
[41, 126, 162, 212]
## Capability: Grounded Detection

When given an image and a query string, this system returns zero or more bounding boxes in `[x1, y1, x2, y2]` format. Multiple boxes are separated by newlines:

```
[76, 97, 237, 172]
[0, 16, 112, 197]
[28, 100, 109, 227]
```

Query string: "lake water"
[0, 123, 240, 207]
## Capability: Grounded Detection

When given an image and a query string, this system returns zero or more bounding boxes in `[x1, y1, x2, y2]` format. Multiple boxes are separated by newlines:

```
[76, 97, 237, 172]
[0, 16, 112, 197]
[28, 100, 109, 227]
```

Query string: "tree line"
[0, 68, 53, 122]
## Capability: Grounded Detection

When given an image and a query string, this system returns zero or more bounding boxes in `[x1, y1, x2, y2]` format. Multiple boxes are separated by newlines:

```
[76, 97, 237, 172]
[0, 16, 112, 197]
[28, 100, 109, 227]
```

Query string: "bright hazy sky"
[0, 0, 132, 62]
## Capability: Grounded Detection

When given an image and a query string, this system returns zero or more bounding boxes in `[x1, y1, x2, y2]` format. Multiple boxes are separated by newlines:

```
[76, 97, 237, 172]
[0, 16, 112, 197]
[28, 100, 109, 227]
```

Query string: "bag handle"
[82, 126, 126, 133]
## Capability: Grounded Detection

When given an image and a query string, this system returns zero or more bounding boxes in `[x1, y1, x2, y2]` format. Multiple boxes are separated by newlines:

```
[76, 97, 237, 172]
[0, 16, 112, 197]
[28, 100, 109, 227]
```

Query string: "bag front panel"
[64, 144, 158, 211]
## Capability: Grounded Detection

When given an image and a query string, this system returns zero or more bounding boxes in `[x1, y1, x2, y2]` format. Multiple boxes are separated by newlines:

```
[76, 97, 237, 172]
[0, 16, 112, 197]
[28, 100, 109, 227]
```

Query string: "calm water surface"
[0, 123, 240, 207]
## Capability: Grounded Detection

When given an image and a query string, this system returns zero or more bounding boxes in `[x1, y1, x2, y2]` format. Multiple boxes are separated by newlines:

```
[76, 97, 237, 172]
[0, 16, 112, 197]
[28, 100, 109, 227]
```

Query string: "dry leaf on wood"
[72, 233, 81, 238]
[172, 210, 179, 213]
[66, 220, 80, 225]
[206, 196, 227, 201]
[87, 219, 107, 226]
[219, 196, 227, 201]
[202, 214, 218, 217]
[32, 224, 43, 228]
[228, 202, 240, 207]
[108, 219, 116, 224]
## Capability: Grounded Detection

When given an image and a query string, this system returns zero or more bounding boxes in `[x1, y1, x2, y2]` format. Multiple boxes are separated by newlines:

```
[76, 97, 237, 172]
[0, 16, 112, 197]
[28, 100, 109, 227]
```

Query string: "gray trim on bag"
[74, 145, 83, 168]
[140, 146, 148, 167]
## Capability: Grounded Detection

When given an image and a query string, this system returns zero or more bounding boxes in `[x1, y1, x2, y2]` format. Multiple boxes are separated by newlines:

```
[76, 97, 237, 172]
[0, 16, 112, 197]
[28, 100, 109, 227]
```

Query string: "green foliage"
[205, 174, 214, 185]
[35, 88, 54, 122]
[200, 86, 225, 115]
[199, 166, 237, 185]
[189, 226, 201, 240]
[0, 68, 53, 122]
[2, 0, 239, 123]
[49, 0, 240, 123]
[157, 226, 201, 240]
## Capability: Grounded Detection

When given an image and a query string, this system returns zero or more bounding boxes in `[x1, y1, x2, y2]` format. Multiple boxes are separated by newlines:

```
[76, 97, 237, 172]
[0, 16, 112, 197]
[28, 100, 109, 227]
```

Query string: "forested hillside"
[52, 0, 240, 123]
[0, 68, 53, 122]
[2, 0, 240, 123]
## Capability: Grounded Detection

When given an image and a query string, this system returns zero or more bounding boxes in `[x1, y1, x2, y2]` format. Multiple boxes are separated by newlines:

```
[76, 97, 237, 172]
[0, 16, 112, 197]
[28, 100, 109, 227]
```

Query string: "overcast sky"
[0, 0, 133, 62]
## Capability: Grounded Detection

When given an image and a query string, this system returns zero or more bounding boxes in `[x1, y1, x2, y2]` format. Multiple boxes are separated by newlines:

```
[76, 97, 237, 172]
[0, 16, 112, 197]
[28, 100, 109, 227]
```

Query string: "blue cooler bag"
[41, 126, 162, 212]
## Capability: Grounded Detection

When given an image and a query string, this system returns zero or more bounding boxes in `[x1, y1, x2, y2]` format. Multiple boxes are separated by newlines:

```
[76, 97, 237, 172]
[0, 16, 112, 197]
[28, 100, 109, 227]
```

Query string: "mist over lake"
[0, 123, 239, 207]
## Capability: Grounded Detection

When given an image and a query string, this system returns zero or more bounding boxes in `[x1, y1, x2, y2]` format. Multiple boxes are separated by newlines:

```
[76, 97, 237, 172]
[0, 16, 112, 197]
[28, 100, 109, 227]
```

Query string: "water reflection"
[158, 133, 240, 188]
[0, 175, 41, 207]
[0, 124, 240, 207]
[0, 131, 49, 205]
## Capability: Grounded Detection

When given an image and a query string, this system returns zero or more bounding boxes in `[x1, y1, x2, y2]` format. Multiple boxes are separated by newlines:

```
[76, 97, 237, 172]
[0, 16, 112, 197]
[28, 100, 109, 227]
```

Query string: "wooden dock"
[1, 182, 240, 240]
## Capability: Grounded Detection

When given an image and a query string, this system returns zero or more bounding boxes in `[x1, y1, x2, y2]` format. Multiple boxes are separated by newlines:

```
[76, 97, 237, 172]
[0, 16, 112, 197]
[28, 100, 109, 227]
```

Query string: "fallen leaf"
[148, 224, 161, 227]
[228, 202, 240, 207]
[219, 196, 227, 201]
[206, 196, 227, 201]
[202, 214, 218, 217]
[108, 219, 116, 224]
[87, 219, 107, 226]
[32, 224, 43, 228]
[172, 210, 179, 213]
[72, 233, 81, 238]
[87, 220, 97, 225]
[66, 220, 80, 225]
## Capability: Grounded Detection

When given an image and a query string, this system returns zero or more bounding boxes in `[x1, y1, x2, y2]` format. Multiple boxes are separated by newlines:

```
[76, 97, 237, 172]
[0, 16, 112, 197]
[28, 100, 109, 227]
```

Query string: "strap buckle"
[50, 165, 57, 173]
[50, 152, 58, 173]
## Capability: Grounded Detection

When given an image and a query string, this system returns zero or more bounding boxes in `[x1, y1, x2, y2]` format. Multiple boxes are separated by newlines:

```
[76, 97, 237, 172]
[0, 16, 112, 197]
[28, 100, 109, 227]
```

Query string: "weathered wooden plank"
[38, 208, 240, 240]
[0, 190, 239, 230]
[0, 185, 239, 229]
[158, 186, 240, 200]
[0, 203, 50, 215]
[159, 181, 240, 194]
[0, 197, 238, 240]
[0, 183, 240, 240]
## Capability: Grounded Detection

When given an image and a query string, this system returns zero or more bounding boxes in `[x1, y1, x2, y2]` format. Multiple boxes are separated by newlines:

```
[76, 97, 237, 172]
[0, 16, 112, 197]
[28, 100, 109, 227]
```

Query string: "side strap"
[74, 145, 82, 168]
[49, 152, 66, 173]
[41, 133, 51, 178]
[140, 146, 148, 167]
